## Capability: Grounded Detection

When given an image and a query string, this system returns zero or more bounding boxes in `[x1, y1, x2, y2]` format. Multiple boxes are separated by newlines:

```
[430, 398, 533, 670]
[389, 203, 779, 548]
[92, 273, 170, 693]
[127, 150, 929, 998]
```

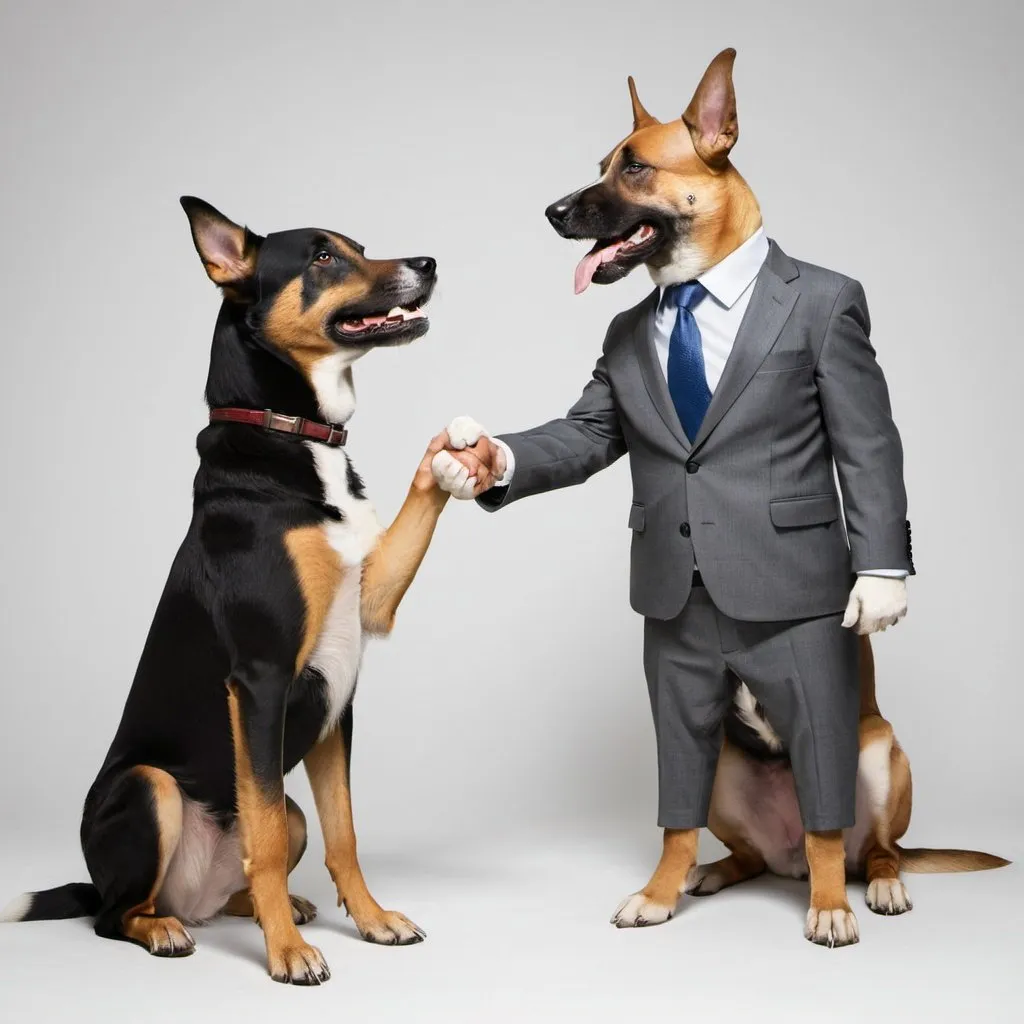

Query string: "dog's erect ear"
[628, 76, 659, 131]
[682, 48, 739, 168]
[179, 196, 261, 286]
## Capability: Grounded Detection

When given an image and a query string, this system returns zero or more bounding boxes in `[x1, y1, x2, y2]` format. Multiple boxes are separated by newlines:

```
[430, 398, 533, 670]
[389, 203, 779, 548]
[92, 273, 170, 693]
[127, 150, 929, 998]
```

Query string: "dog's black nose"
[405, 256, 436, 276]
[545, 197, 573, 230]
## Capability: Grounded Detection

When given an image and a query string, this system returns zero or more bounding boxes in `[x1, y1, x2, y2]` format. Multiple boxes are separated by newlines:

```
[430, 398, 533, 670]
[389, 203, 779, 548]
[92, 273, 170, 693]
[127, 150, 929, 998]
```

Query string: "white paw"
[865, 878, 913, 915]
[804, 906, 860, 947]
[610, 891, 676, 928]
[431, 450, 478, 500]
[446, 415, 487, 450]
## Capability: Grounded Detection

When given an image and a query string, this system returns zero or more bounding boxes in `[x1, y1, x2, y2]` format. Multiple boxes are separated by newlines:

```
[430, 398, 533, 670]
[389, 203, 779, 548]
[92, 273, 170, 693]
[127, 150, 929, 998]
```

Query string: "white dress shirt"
[491, 226, 905, 578]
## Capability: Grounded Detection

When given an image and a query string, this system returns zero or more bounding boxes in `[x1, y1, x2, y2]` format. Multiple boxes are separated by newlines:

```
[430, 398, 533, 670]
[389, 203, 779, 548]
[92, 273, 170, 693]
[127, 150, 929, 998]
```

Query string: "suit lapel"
[691, 243, 799, 451]
[631, 289, 691, 452]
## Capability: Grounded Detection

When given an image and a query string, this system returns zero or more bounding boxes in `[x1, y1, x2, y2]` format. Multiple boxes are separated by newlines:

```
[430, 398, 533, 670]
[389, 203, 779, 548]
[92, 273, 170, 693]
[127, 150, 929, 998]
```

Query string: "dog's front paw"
[267, 941, 331, 985]
[446, 415, 487, 450]
[865, 878, 912, 915]
[431, 450, 478, 500]
[804, 906, 860, 947]
[354, 908, 426, 946]
[610, 891, 677, 928]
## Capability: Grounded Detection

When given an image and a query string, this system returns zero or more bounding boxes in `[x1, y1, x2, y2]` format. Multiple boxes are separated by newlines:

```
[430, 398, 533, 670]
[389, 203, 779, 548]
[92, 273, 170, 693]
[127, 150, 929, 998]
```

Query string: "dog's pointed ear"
[180, 196, 261, 286]
[682, 48, 739, 168]
[628, 76, 659, 131]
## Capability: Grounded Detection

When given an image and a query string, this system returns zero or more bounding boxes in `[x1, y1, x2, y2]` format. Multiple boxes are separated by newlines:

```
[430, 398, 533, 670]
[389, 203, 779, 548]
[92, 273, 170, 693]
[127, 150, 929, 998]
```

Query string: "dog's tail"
[0, 883, 101, 922]
[897, 845, 1010, 874]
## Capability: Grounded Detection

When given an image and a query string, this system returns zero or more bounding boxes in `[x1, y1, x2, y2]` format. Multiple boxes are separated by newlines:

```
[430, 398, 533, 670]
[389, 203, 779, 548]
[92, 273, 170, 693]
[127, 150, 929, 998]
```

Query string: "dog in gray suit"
[433, 49, 1006, 946]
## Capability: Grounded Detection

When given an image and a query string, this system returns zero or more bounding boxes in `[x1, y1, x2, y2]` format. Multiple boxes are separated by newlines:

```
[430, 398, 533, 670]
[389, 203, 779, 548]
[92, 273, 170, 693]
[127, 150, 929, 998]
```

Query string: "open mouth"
[333, 304, 429, 343]
[574, 223, 660, 294]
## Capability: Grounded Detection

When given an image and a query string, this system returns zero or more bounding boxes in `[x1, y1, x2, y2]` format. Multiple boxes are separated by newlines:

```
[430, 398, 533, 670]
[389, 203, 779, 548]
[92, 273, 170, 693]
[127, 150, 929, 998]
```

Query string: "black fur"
[4, 201, 436, 937]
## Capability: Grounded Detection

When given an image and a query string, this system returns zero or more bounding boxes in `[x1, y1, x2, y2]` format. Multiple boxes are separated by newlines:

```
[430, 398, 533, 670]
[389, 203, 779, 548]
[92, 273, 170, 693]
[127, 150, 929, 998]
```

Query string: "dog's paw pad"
[289, 895, 318, 925]
[269, 942, 330, 985]
[865, 878, 912, 916]
[804, 906, 860, 947]
[446, 416, 487, 450]
[357, 910, 426, 946]
[610, 891, 676, 928]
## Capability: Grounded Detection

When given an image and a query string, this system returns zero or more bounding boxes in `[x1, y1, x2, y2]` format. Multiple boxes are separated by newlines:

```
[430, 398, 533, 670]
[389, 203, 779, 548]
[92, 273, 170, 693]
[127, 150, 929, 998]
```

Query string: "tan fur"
[361, 484, 450, 635]
[638, 828, 700, 908]
[264, 276, 362, 374]
[596, 112, 761, 277]
[283, 525, 344, 674]
[227, 683, 325, 980]
[263, 251, 417, 379]
[120, 766, 193, 956]
[222, 801, 310, 919]
[304, 724, 422, 943]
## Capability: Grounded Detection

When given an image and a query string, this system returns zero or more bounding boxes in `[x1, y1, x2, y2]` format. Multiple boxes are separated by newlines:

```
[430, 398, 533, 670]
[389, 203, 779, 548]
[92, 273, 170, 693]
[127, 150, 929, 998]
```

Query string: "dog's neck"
[648, 166, 763, 287]
[205, 302, 357, 425]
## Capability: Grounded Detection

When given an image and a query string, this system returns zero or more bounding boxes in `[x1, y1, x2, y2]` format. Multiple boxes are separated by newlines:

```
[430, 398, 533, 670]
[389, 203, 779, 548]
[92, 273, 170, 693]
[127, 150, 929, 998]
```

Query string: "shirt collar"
[658, 226, 769, 310]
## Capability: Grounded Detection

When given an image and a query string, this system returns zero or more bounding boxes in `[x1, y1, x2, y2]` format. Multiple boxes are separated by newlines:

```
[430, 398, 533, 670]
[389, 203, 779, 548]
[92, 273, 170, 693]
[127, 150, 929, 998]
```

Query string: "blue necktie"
[665, 281, 710, 442]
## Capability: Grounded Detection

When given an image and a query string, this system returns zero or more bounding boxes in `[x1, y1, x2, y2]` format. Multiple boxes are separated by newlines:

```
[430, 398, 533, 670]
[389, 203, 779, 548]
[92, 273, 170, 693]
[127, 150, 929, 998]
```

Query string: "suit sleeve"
[477, 318, 627, 512]
[816, 279, 914, 574]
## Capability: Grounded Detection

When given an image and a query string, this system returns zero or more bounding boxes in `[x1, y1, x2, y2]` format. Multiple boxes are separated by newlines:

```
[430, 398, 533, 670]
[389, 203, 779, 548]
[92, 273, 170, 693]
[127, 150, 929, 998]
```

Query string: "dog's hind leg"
[304, 707, 425, 945]
[222, 796, 317, 924]
[863, 726, 914, 914]
[86, 766, 196, 957]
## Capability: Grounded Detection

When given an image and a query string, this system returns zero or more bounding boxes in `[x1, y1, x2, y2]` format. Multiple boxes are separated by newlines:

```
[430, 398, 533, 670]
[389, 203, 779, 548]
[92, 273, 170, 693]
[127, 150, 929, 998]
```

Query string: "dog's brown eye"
[314, 250, 333, 265]
[624, 162, 647, 175]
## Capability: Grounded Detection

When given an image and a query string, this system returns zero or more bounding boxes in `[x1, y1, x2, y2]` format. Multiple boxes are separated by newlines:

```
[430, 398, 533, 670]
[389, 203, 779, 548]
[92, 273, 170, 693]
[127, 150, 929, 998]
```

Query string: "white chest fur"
[305, 441, 383, 737]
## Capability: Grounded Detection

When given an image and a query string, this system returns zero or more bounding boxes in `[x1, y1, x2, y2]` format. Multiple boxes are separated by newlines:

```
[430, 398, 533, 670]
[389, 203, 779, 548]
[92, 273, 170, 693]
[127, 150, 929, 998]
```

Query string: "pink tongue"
[574, 242, 624, 294]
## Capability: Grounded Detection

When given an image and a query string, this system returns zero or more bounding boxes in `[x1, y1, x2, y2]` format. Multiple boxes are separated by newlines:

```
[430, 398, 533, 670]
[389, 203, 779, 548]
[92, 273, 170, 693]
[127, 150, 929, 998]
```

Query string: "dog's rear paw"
[289, 895, 318, 925]
[685, 863, 726, 897]
[268, 941, 330, 985]
[610, 891, 676, 928]
[356, 909, 426, 946]
[127, 915, 196, 957]
[804, 906, 860, 948]
[865, 878, 912, 915]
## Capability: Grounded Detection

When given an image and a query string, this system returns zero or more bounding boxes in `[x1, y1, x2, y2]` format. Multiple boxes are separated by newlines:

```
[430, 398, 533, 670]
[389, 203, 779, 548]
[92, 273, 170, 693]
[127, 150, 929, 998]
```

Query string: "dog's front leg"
[611, 828, 699, 927]
[804, 830, 859, 947]
[227, 676, 330, 984]
[304, 712, 425, 944]
[361, 480, 449, 636]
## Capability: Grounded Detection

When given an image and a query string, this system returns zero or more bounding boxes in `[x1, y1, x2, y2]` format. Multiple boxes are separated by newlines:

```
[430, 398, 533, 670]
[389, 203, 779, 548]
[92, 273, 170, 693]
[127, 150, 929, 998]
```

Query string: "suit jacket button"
[685, 460, 700, 474]
[680, 522, 691, 537]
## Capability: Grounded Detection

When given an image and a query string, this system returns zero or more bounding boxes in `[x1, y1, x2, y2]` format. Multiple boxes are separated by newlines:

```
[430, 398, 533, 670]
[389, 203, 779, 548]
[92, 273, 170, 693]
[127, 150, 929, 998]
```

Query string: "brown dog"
[439, 49, 1008, 947]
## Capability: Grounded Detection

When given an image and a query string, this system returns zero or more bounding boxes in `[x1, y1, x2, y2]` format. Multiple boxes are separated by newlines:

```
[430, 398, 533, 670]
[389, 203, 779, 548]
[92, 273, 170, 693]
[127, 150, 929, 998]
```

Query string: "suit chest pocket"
[757, 348, 812, 374]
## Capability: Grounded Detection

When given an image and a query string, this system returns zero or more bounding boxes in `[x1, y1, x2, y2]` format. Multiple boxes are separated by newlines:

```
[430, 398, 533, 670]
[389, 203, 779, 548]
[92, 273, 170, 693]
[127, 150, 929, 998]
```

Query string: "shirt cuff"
[856, 570, 909, 578]
[490, 436, 515, 488]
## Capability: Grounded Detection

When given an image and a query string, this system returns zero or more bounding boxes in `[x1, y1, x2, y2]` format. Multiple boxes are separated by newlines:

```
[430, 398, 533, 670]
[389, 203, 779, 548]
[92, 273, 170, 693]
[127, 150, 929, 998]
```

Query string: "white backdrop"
[0, 2, 1020, 1021]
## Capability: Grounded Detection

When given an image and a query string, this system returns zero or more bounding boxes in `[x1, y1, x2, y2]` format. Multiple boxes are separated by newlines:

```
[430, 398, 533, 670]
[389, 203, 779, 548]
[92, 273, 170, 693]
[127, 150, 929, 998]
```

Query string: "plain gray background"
[1, 0, 1021, 1020]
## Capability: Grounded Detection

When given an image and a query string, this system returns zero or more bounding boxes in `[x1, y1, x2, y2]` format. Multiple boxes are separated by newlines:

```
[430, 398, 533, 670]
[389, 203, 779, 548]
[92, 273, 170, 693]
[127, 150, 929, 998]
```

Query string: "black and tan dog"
[0, 199, 473, 983]
[541, 49, 1008, 943]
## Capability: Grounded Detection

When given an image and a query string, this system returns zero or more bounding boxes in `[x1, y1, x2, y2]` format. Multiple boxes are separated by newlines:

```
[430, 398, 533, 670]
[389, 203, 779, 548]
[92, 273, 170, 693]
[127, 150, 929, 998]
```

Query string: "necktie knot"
[666, 280, 707, 313]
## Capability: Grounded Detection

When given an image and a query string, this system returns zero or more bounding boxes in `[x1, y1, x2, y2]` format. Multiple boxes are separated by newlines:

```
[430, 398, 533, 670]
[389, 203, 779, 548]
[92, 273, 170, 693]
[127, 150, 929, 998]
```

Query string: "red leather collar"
[209, 407, 348, 447]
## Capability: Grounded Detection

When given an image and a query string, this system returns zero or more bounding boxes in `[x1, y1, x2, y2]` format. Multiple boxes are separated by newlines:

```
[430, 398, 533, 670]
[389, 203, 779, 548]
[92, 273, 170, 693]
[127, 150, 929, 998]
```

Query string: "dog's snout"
[545, 197, 574, 230]
[405, 256, 436, 276]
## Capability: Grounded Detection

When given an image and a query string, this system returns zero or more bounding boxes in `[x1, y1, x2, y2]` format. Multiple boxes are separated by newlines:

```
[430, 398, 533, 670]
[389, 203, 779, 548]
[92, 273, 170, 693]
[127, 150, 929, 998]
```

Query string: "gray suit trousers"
[644, 586, 860, 832]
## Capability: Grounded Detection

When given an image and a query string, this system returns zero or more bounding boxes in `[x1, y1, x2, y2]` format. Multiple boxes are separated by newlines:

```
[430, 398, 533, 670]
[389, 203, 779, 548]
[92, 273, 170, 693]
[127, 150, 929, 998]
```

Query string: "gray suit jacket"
[478, 241, 914, 622]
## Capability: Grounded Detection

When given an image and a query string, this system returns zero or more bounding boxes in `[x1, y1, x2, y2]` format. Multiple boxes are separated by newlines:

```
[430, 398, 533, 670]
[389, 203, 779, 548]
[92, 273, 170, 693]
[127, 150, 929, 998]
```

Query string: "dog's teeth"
[387, 306, 403, 317]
